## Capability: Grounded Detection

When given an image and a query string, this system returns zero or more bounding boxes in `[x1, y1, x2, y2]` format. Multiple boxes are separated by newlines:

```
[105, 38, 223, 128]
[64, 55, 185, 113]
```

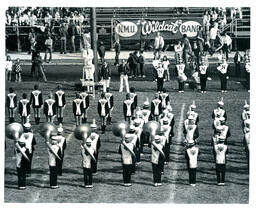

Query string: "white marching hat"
[24, 122, 31, 129]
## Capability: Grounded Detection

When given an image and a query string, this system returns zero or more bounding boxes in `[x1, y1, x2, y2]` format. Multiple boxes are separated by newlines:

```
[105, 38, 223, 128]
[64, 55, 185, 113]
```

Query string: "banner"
[114, 18, 203, 40]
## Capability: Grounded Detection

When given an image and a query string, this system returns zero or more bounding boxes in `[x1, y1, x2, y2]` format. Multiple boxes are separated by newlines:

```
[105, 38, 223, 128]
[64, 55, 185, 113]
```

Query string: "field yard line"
[169, 103, 185, 202]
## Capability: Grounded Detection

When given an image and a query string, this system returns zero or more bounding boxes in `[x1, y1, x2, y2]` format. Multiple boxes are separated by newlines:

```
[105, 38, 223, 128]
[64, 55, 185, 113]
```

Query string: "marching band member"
[241, 101, 250, 122]
[6, 87, 17, 123]
[133, 118, 143, 163]
[123, 93, 133, 124]
[159, 88, 170, 109]
[55, 125, 66, 176]
[55, 85, 66, 125]
[100, 61, 111, 93]
[218, 117, 231, 145]
[244, 54, 250, 92]
[243, 119, 250, 161]
[118, 133, 136, 187]
[142, 98, 151, 124]
[199, 59, 208, 93]
[129, 125, 139, 174]
[20, 122, 36, 177]
[186, 102, 199, 125]
[154, 62, 167, 92]
[73, 93, 83, 126]
[15, 133, 30, 190]
[162, 55, 170, 81]
[129, 87, 138, 119]
[48, 132, 62, 189]
[166, 102, 175, 128]
[133, 109, 144, 129]
[97, 92, 109, 133]
[79, 86, 90, 124]
[30, 84, 43, 125]
[183, 115, 199, 145]
[18, 93, 31, 125]
[176, 58, 187, 93]
[212, 99, 227, 131]
[159, 109, 169, 126]
[185, 141, 199, 186]
[217, 57, 229, 93]
[89, 120, 101, 175]
[81, 137, 96, 188]
[118, 59, 130, 93]
[151, 135, 165, 187]
[105, 87, 114, 125]
[43, 93, 56, 123]
[214, 136, 228, 186]
[151, 93, 162, 121]
[159, 131, 167, 173]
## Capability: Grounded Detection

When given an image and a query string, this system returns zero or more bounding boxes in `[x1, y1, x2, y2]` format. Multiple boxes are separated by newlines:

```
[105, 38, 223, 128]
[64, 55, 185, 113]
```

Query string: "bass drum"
[192, 72, 200, 84]
[178, 73, 187, 82]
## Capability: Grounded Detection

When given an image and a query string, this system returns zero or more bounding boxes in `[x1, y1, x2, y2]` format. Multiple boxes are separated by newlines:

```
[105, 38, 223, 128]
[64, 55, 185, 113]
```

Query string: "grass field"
[4, 64, 249, 203]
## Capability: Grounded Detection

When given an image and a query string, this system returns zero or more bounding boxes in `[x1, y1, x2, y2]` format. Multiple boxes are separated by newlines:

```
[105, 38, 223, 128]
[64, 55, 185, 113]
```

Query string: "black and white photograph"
[2, 1, 254, 205]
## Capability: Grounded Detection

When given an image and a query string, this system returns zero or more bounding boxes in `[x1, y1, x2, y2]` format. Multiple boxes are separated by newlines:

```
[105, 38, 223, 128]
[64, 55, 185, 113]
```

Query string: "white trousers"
[119, 74, 129, 92]
[103, 79, 110, 92]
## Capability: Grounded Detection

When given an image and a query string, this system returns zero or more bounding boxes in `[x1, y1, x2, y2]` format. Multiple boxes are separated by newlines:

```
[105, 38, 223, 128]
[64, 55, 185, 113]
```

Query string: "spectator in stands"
[203, 10, 211, 34]
[5, 55, 13, 81]
[209, 22, 218, 50]
[13, 58, 22, 82]
[234, 50, 243, 77]
[181, 34, 192, 66]
[218, 11, 227, 31]
[98, 41, 105, 62]
[28, 28, 36, 54]
[196, 26, 204, 55]
[220, 32, 232, 61]
[138, 50, 145, 78]
[59, 23, 68, 54]
[118, 59, 130, 93]
[44, 35, 53, 63]
[68, 20, 77, 53]
[231, 7, 242, 20]
[154, 32, 164, 59]
[114, 39, 121, 65]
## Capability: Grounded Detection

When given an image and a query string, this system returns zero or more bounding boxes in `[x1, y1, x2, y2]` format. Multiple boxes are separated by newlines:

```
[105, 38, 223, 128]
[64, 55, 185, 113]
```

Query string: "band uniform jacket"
[130, 93, 137, 111]
[154, 67, 167, 80]
[105, 92, 114, 109]
[48, 141, 61, 167]
[90, 132, 101, 154]
[118, 64, 129, 75]
[119, 142, 136, 165]
[6, 93, 17, 109]
[186, 110, 199, 124]
[123, 99, 133, 117]
[151, 98, 162, 116]
[20, 132, 36, 154]
[79, 92, 90, 110]
[98, 98, 109, 117]
[142, 109, 151, 123]
[151, 143, 164, 164]
[241, 110, 250, 121]
[100, 64, 111, 80]
[55, 90, 66, 107]
[186, 146, 199, 168]
[217, 63, 229, 75]
[81, 145, 96, 169]
[214, 144, 228, 164]
[245, 62, 250, 73]
[73, 98, 83, 116]
[54, 135, 66, 158]
[18, 99, 31, 117]
[16, 141, 30, 168]
[176, 64, 186, 77]
[199, 65, 208, 75]
[159, 92, 169, 109]
[183, 120, 199, 144]
[212, 108, 227, 120]
[161, 124, 174, 143]
[30, 90, 43, 108]
[43, 99, 56, 116]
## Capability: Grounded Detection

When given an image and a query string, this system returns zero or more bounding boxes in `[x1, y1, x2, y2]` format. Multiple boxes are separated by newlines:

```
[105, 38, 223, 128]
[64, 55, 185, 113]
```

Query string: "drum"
[178, 73, 187, 82]
[192, 72, 200, 84]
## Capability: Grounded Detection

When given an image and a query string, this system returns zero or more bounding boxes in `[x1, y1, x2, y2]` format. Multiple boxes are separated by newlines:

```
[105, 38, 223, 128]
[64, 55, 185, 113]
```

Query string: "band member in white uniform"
[123, 93, 133, 124]
[6, 87, 17, 123]
[30, 84, 43, 124]
[199, 60, 208, 93]
[217, 58, 229, 92]
[176, 59, 187, 93]
[73, 93, 83, 126]
[43, 93, 56, 123]
[55, 125, 66, 176]
[159, 88, 169, 110]
[79, 86, 90, 124]
[18, 93, 31, 125]
[97, 93, 109, 133]
[55, 85, 66, 125]
[129, 87, 138, 119]
[151, 93, 162, 121]
[183, 115, 199, 145]
[212, 100, 227, 131]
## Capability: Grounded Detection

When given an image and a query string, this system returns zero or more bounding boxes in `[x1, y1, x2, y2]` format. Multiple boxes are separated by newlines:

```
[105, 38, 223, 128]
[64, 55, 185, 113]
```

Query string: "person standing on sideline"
[6, 87, 17, 123]
[105, 88, 114, 125]
[221, 32, 232, 61]
[97, 93, 109, 134]
[55, 85, 66, 125]
[174, 40, 184, 64]
[44, 35, 53, 63]
[114, 39, 121, 65]
[73, 93, 83, 126]
[151, 93, 162, 122]
[118, 59, 130, 93]
[119, 133, 136, 187]
[43, 92, 56, 123]
[34, 52, 47, 82]
[69, 20, 77, 53]
[159, 88, 170, 109]
[154, 62, 167, 92]
[154, 32, 164, 59]
[100, 61, 111, 93]
[181, 34, 192, 66]
[98, 41, 105, 62]
[18, 93, 31, 125]
[162, 56, 170, 81]
[5, 55, 13, 81]
[81, 137, 96, 188]
[30, 84, 43, 125]
[185, 141, 199, 186]
[217, 57, 229, 92]
[199, 59, 208, 93]
[79, 86, 90, 124]
[123, 93, 133, 124]
[176, 59, 187, 93]
[59, 23, 68, 54]
[214, 136, 228, 186]
[13, 58, 23, 82]
[234, 50, 243, 77]
[138, 50, 145, 77]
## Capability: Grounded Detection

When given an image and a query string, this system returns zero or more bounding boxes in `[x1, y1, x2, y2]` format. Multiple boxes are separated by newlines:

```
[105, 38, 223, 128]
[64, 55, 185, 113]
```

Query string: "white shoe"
[190, 184, 196, 187]
[158, 183, 162, 186]
[154, 183, 158, 187]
